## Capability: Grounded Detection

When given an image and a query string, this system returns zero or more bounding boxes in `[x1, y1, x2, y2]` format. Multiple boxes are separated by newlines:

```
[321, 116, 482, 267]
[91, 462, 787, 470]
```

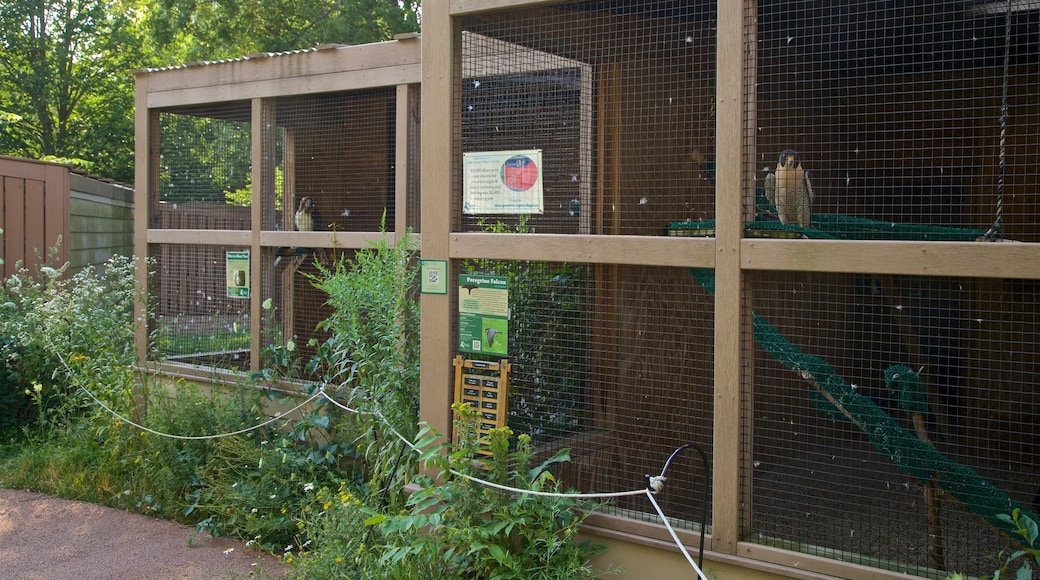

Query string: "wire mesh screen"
[751, 1, 1040, 241]
[151, 243, 252, 370]
[456, 260, 715, 530]
[272, 89, 398, 233]
[405, 84, 422, 233]
[458, 1, 717, 235]
[261, 248, 350, 374]
[156, 103, 252, 229]
[743, 271, 1040, 576]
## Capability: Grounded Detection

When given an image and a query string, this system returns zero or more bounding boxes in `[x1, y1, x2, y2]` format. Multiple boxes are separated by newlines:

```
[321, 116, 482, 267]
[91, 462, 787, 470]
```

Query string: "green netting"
[885, 364, 929, 416]
[668, 189, 986, 241]
[690, 267, 1036, 544]
[668, 216, 985, 241]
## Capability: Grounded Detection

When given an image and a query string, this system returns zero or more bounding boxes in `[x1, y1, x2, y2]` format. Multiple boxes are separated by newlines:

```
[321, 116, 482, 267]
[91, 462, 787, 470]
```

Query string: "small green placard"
[226, 251, 250, 298]
[458, 274, 509, 355]
[420, 260, 448, 294]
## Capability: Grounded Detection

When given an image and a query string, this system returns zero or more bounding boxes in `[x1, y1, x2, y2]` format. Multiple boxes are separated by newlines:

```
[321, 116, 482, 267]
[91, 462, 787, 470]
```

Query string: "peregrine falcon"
[764, 149, 814, 228]
[294, 197, 316, 231]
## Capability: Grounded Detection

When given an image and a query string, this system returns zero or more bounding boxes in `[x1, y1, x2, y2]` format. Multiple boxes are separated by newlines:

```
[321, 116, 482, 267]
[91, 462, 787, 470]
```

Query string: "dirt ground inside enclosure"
[0, 488, 290, 580]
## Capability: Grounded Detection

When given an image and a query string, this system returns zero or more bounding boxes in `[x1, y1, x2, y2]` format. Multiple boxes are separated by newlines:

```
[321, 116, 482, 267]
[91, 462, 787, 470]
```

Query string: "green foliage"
[0, 253, 140, 433]
[343, 402, 610, 579]
[0, 0, 420, 184]
[989, 509, 1040, 580]
[292, 480, 385, 576]
[0, 253, 145, 501]
[225, 166, 286, 208]
[0, 335, 31, 434]
[176, 412, 342, 550]
[145, 0, 421, 62]
[947, 509, 1040, 580]
[157, 114, 252, 203]
[0, 0, 146, 182]
[306, 225, 421, 508]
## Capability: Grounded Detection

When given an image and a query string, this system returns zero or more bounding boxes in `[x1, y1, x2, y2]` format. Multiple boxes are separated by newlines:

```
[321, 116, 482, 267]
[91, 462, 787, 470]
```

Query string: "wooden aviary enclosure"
[419, 2, 1040, 578]
[135, 1, 1040, 577]
[133, 36, 422, 374]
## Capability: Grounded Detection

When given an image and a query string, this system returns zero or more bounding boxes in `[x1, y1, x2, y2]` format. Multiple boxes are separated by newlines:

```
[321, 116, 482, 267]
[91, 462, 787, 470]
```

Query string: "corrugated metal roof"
[136, 45, 345, 74]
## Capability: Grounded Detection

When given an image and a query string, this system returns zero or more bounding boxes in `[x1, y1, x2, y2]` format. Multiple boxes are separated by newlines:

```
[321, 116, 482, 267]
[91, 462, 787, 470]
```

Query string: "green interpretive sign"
[226, 251, 250, 298]
[458, 274, 509, 355]
[420, 259, 448, 294]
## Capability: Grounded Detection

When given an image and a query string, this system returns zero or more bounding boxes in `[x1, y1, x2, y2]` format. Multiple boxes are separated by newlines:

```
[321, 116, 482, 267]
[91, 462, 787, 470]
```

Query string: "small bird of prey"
[294, 197, 316, 231]
[764, 149, 814, 227]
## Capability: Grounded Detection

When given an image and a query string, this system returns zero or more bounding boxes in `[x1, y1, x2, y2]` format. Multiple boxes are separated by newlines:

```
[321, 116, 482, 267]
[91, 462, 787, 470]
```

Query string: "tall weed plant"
[0, 253, 140, 435]
[297, 402, 610, 579]
[306, 226, 421, 509]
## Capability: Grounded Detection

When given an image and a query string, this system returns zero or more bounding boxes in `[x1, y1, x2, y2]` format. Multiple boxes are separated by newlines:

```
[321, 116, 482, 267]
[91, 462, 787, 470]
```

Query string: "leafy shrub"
[0, 336, 31, 435]
[298, 402, 612, 579]
[0, 254, 140, 433]
[373, 402, 609, 579]
[305, 225, 421, 509]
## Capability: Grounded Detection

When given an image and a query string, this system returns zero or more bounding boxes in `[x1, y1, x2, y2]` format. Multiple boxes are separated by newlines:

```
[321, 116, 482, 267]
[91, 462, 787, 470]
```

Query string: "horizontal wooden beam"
[147, 229, 251, 246]
[147, 229, 411, 249]
[260, 230, 402, 249]
[741, 239, 1040, 279]
[451, 233, 716, 268]
[147, 65, 421, 108]
[451, 0, 560, 14]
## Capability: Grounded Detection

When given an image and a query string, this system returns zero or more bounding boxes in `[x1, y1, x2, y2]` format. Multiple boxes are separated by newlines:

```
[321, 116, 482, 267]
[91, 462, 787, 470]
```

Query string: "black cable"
[646, 443, 711, 570]
[983, 0, 1011, 241]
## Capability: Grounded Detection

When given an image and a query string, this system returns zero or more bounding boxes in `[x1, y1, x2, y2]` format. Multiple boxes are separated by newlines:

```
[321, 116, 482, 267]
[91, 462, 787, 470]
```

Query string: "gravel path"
[0, 488, 290, 579]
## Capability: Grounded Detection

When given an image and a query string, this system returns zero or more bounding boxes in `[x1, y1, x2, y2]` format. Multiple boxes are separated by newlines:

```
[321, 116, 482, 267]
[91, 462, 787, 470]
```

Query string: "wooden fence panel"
[0, 156, 70, 278]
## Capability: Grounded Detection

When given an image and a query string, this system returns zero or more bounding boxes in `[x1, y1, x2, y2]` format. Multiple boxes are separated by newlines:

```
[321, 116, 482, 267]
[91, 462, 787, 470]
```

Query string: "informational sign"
[453, 356, 510, 456]
[458, 273, 509, 355]
[462, 150, 543, 215]
[226, 251, 250, 298]
[420, 259, 448, 294]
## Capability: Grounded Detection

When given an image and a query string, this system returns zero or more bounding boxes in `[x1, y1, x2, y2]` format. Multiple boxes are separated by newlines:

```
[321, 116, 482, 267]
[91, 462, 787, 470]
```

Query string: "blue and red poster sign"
[463, 150, 543, 214]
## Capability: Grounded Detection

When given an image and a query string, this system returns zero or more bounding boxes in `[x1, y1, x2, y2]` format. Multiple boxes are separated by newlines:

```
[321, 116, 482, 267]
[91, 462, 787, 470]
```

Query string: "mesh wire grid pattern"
[151, 243, 253, 370]
[262, 248, 352, 374]
[743, 271, 1040, 577]
[273, 89, 399, 233]
[458, 2, 718, 235]
[157, 104, 253, 229]
[151, 86, 407, 375]
[156, 90, 400, 234]
[750, 1, 1040, 241]
[405, 84, 422, 233]
[458, 260, 715, 531]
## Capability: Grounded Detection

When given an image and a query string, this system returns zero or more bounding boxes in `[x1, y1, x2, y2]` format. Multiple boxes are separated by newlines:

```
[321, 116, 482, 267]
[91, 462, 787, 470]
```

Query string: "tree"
[0, 0, 420, 184]
[145, 0, 421, 63]
[0, 0, 148, 183]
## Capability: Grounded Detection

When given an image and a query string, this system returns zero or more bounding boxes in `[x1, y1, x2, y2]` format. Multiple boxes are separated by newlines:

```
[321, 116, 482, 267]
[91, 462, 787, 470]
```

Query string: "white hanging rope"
[646, 488, 709, 580]
[66, 360, 708, 575]
[75, 380, 324, 441]
[54, 348, 326, 440]
[319, 390, 651, 500]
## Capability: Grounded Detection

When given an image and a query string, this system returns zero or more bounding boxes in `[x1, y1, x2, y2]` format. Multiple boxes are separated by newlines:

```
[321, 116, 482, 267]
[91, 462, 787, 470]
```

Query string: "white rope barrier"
[76, 382, 324, 441]
[68, 365, 708, 576]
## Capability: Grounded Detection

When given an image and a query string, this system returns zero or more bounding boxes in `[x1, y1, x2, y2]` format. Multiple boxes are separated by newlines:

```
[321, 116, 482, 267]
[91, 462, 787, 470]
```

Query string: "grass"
[0, 243, 613, 579]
